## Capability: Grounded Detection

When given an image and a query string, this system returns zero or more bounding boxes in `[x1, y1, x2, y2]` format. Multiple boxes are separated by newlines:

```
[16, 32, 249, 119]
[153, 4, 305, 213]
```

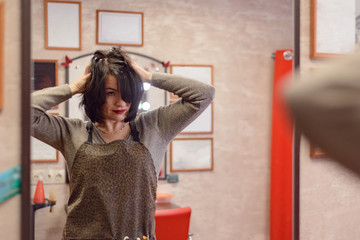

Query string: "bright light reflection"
[143, 82, 151, 91]
[142, 102, 151, 111]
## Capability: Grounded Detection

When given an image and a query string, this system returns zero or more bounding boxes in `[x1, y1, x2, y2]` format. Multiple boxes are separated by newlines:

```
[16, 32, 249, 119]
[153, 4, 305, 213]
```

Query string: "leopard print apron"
[62, 121, 157, 240]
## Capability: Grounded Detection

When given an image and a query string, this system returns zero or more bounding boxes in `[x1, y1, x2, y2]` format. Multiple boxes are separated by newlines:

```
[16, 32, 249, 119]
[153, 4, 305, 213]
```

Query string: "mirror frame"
[21, 0, 31, 239]
[293, 0, 300, 239]
[21, 0, 300, 239]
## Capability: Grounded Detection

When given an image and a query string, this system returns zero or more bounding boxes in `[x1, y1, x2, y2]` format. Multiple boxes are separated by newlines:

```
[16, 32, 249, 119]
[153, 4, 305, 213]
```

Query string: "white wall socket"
[31, 169, 66, 185]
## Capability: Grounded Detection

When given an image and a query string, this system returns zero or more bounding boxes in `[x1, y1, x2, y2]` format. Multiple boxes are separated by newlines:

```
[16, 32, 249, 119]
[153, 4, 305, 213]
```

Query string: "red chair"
[155, 207, 192, 240]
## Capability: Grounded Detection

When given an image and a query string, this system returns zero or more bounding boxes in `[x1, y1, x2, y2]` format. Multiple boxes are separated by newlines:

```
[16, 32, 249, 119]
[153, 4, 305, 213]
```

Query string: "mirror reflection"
[29, 0, 293, 239]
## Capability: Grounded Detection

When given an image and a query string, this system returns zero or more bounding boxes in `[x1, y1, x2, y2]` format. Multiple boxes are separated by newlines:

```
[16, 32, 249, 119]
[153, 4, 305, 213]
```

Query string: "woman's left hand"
[131, 62, 152, 83]
[69, 62, 91, 95]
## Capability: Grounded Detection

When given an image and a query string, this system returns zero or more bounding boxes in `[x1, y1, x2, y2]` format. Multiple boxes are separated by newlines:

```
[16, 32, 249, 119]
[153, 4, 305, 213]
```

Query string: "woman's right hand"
[131, 61, 152, 83]
[69, 62, 91, 95]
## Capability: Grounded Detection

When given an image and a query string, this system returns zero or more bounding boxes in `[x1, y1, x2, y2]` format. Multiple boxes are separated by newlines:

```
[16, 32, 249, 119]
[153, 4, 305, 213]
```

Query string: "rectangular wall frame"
[31, 113, 59, 163]
[33, 59, 58, 109]
[0, 2, 4, 111]
[97, 10, 143, 46]
[170, 138, 213, 172]
[45, 0, 81, 50]
[31, 137, 59, 163]
[33, 59, 58, 91]
[311, 0, 356, 58]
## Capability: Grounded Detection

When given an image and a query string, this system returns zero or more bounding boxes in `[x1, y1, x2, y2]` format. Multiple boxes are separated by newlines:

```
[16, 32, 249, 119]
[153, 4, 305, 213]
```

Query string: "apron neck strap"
[86, 121, 93, 143]
[129, 121, 140, 142]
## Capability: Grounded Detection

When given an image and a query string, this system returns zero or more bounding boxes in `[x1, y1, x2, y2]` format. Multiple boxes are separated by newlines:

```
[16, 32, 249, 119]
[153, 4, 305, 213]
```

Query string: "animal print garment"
[62, 121, 157, 240]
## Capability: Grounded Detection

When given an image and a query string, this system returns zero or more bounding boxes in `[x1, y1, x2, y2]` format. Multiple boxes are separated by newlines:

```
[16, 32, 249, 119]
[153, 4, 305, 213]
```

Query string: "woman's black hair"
[80, 47, 144, 123]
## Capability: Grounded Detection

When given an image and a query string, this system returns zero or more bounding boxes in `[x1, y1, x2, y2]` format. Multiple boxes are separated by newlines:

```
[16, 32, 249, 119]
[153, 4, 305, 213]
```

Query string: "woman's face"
[101, 74, 131, 122]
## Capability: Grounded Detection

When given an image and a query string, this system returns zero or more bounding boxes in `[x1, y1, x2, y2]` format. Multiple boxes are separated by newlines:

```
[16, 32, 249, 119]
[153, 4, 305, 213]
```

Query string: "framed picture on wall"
[310, 0, 357, 58]
[31, 137, 59, 163]
[45, 1, 81, 50]
[31, 113, 59, 163]
[96, 10, 143, 46]
[33, 60, 58, 91]
[170, 65, 214, 134]
[33, 60, 58, 109]
[0, 2, 4, 111]
[170, 138, 213, 172]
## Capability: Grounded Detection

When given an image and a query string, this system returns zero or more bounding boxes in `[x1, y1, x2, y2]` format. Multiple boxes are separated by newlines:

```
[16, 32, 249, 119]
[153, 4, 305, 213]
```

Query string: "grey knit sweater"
[32, 72, 215, 176]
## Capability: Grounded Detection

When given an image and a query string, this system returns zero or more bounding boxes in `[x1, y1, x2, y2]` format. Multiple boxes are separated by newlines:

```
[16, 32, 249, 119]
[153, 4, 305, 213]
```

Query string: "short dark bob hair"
[81, 47, 144, 123]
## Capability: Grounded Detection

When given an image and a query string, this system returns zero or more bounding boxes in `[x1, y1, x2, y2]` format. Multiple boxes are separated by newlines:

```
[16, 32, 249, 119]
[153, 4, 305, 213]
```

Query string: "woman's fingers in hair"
[70, 67, 91, 95]
[85, 61, 91, 73]
[131, 62, 152, 83]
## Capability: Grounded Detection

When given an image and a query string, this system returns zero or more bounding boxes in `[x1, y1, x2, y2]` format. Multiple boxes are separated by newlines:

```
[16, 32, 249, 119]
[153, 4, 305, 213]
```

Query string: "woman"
[32, 47, 215, 240]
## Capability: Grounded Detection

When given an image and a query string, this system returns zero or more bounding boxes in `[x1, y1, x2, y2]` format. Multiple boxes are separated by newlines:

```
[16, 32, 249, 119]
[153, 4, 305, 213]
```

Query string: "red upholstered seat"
[155, 207, 191, 240]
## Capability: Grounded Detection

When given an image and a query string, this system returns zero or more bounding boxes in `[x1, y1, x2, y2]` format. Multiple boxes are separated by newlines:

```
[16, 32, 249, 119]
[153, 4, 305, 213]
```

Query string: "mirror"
[26, 0, 296, 239]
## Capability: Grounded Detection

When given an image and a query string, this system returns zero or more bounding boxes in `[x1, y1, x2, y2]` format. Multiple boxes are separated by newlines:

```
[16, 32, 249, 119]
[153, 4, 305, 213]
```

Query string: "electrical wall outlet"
[31, 169, 66, 185]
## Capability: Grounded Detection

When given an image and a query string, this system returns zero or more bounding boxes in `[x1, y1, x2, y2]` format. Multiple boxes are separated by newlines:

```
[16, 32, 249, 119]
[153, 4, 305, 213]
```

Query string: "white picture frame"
[31, 113, 60, 163]
[31, 137, 59, 163]
[45, 1, 81, 50]
[0, 1, 4, 111]
[170, 138, 213, 172]
[96, 10, 143, 46]
[311, 0, 356, 58]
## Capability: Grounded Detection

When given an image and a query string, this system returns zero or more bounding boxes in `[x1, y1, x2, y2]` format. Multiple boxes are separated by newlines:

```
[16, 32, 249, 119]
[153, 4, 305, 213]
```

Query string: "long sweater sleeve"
[31, 85, 87, 170]
[284, 52, 360, 174]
